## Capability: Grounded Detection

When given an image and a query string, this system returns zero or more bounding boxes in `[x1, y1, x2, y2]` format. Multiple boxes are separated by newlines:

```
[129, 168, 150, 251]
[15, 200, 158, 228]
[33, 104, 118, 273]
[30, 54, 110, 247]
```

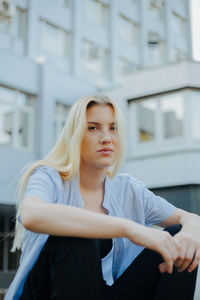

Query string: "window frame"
[0, 87, 35, 151]
[128, 89, 187, 157]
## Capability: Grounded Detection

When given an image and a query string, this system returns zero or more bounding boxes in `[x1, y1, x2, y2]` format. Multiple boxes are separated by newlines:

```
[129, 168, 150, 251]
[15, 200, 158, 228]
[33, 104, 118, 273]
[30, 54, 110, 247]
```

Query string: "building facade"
[1, 0, 199, 297]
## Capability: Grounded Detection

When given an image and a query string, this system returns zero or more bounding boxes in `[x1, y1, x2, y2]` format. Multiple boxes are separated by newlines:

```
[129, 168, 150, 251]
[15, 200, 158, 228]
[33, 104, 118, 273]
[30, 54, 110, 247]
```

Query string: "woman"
[6, 95, 200, 300]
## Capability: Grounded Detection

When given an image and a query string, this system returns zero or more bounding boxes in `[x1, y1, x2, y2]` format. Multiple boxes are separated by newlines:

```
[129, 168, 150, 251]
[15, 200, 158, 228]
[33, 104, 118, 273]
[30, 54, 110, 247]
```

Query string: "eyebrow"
[87, 122, 117, 125]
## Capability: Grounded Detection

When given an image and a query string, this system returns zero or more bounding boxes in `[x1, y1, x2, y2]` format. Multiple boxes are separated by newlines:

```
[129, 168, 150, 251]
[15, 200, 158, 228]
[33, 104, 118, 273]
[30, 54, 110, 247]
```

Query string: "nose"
[99, 129, 112, 144]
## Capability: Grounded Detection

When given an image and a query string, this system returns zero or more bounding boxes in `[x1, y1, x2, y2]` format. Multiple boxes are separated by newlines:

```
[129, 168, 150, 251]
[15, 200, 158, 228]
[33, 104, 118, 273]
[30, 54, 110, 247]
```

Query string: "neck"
[79, 163, 108, 191]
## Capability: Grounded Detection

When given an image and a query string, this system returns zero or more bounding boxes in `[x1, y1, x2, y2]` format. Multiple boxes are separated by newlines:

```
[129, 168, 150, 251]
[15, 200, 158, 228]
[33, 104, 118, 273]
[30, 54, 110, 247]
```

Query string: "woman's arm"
[20, 196, 129, 238]
[20, 196, 180, 274]
[157, 208, 200, 273]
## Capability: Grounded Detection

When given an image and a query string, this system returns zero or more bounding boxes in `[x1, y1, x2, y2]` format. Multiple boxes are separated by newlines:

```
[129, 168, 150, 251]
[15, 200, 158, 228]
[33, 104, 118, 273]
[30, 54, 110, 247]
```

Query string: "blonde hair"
[11, 94, 126, 251]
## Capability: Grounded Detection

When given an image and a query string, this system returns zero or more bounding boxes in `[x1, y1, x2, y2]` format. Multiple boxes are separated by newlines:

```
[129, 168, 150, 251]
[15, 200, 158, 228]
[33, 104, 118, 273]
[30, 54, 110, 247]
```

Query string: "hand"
[126, 224, 181, 274]
[173, 225, 200, 273]
[158, 221, 200, 274]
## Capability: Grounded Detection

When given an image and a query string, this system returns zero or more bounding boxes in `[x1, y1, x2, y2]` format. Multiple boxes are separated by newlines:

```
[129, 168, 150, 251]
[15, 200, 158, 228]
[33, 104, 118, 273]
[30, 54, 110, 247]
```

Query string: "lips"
[97, 148, 114, 153]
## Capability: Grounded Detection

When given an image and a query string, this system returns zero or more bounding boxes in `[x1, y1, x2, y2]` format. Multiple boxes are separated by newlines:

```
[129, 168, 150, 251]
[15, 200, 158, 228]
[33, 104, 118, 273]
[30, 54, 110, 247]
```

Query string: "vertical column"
[185, 0, 193, 59]
[35, 64, 55, 158]
[140, 0, 148, 68]
[165, 0, 173, 62]
[26, 0, 40, 60]
[109, 0, 119, 84]
[72, 0, 82, 78]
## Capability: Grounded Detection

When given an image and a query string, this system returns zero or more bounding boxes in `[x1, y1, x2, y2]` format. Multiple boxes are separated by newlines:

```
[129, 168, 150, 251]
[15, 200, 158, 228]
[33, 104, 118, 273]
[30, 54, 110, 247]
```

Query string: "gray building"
[0, 0, 199, 297]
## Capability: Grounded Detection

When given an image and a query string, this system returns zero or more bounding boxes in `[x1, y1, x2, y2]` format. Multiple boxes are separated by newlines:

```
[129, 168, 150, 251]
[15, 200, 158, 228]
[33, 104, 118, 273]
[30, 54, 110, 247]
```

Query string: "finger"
[163, 235, 180, 273]
[174, 243, 187, 268]
[159, 262, 168, 273]
[178, 245, 195, 272]
[167, 241, 179, 262]
[161, 248, 174, 274]
[188, 249, 200, 273]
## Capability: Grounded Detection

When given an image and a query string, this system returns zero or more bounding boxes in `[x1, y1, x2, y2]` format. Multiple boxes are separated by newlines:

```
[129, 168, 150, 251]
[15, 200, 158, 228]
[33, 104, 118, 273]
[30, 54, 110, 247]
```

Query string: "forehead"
[86, 104, 115, 121]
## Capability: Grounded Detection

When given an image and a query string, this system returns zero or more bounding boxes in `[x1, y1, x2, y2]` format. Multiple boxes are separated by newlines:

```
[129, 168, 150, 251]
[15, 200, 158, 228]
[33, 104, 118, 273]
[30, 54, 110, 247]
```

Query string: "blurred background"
[0, 0, 200, 297]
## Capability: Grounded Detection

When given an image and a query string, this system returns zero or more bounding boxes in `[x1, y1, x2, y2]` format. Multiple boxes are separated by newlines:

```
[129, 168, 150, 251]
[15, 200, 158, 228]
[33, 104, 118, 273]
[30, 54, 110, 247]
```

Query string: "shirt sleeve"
[142, 184, 176, 226]
[23, 166, 62, 204]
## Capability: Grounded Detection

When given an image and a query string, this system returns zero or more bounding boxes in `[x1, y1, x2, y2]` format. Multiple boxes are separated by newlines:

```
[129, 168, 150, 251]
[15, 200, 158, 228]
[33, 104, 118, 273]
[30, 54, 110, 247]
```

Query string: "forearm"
[178, 210, 200, 236]
[180, 212, 200, 228]
[20, 198, 132, 239]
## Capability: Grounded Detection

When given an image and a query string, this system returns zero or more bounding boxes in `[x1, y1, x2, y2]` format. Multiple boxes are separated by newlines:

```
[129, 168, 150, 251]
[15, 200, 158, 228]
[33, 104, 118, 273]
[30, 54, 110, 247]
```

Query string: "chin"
[98, 160, 114, 168]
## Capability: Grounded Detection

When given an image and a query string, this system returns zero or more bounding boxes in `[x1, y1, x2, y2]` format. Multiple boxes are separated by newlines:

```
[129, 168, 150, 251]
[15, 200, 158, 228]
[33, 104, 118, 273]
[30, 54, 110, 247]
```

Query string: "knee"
[163, 224, 182, 236]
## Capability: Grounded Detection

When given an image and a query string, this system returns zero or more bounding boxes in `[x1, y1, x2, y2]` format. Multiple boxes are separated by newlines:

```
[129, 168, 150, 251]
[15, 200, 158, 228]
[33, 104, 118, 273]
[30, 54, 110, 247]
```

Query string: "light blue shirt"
[5, 166, 176, 300]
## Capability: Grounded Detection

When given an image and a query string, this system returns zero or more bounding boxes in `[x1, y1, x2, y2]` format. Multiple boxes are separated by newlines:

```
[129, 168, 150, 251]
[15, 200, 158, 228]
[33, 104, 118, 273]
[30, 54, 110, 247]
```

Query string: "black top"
[98, 238, 112, 258]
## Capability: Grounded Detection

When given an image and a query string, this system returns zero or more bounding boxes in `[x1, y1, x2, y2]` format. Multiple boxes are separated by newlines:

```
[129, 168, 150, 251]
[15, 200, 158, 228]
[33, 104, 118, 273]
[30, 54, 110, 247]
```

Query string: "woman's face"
[81, 104, 120, 171]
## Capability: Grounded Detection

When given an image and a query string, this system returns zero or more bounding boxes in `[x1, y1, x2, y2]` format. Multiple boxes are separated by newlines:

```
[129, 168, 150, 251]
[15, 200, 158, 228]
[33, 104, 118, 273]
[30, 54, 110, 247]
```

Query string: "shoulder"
[28, 165, 63, 188]
[108, 173, 146, 194]
[111, 173, 145, 186]
[24, 166, 63, 203]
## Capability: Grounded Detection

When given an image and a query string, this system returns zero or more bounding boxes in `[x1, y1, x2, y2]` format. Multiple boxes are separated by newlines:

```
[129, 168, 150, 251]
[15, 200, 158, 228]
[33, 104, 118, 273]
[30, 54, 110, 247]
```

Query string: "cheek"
[82, 134, 96, 151]
[114, 137, 120, 148]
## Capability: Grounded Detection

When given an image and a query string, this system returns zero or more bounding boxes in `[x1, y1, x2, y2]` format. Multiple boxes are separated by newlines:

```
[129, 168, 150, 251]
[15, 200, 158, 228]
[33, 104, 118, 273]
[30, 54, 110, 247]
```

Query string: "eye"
[88, 126, 97, 131]
[110, 126, 117, 131]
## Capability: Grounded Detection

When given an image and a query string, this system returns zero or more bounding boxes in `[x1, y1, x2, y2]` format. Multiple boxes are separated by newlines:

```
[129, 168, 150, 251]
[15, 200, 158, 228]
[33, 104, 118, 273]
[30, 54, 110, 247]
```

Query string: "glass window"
[0, 215, 4, 233]
[0, 86, 35, 150]
[171, 11, 186, 36]
[148, 32, 165, 65]
[84, 0, 109, 28]
[0, 87, 15, 146]
[137, 99, 156, 142]
[119, 14, 139, 44]
[0, 239, 3, 270]
[148, 0, 164, 20]
[0, 0, 13, 34]
[0, 17, 10, 34]
[161, 93, 184, 139]
[191, 90, 200, 140]
[82, 40, 109, 76]
[8, 236, 20, 270]
[40, 19, 71, 59]
[119, 57, 137, 76]
[53, 102, 70, 142]
[14, 7, 27, 40]
[0, 216, 21, 271]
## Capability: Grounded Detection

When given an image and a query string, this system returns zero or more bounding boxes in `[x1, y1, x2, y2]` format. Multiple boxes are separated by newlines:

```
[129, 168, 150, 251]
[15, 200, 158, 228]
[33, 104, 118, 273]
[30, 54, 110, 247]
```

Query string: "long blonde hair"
[11, 94, 126, 251]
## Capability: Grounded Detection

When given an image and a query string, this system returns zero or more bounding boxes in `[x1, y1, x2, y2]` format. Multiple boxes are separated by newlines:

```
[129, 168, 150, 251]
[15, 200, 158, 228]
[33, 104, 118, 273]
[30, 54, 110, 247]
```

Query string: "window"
[0, 0, 13, 34]
[148, 0, 164, 20]
[161, 93, 184, 139]
[0, 86, 35, 150]
[84, 0, 109, 28]
[137, 99, 156, 143]
[171, 11, 186, 36]
[129, 91, 185, 150]
[53, 102, 70, 142]
[0, 6, 27, 40]
[40, 19, 71, 59]
[0, 214, 20, 272]
[14, 7, 27, 40]
[119, 14, 139, 44]
[82, 40, 109, 76]
[147, 32, 165, 65]
[119, 57, 137, 76]
[0, 16, 10, 34]
[191, 90, 200, 140]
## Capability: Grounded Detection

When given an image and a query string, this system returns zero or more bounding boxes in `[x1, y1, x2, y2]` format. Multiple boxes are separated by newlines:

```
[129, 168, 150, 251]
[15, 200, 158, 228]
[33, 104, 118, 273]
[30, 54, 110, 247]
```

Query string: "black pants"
[20, 225, 198, 300]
